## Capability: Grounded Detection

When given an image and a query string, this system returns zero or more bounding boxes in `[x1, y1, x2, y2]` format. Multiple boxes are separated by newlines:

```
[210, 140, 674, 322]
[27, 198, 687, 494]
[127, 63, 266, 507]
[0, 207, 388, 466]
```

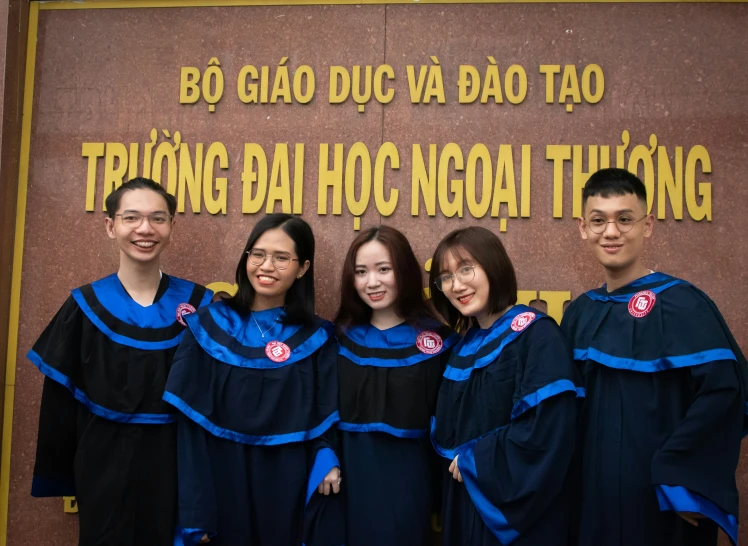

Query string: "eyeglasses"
[584, 214, 647, 234]
[434, 265, 476, 292]
[114, 212, 172, 228]
[246, 249, 299, 270]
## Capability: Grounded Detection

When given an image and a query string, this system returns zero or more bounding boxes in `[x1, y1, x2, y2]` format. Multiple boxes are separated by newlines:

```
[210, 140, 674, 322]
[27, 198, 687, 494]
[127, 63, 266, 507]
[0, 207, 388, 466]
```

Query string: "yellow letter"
[685, 145, 712, 221]
[203, 142, 228, 214]
[318, 143, 344, 214]
[465, 144, 492, 218]
[242, 144, 268, 214]
[438, 143, 464, 218]
[491, 145, 518, 218]
[374, 142, 399, 216]
[267, 144, 292, 213]
[546, 145, 571, 218]
[180, 67, 200, 104]
[178, 143, 203, 213]
[411, 144, 437, 216]
[103, 143, 128, 211]
[82, 143, 105, 211]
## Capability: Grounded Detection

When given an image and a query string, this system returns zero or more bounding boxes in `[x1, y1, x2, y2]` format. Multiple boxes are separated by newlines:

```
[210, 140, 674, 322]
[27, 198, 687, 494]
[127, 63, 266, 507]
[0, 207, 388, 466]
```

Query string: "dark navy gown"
[29, 273, 211, 546]
[337, 319, 458, 546]
[562, 272, 748, 546]
[164, 302, 344, 546]
[431, 305, 582, 546]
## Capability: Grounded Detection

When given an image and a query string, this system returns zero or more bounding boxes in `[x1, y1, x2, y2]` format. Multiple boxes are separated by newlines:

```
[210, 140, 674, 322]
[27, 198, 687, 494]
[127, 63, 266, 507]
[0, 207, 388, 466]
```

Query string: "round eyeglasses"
[434, 265, 476, 292]
[584, 214, 647, 234]
[246, 249, 299, 270]
[114, 212, 172, 228]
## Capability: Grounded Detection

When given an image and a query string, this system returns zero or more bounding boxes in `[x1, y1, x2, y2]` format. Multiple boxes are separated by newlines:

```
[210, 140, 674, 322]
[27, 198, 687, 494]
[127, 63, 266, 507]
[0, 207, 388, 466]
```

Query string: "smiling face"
[246, 227, 310, 309]
[578, 192, 654, 276]
[353, 240, 398, 314]
[438, 248, 494, 327]
[105, 188, 173, 266]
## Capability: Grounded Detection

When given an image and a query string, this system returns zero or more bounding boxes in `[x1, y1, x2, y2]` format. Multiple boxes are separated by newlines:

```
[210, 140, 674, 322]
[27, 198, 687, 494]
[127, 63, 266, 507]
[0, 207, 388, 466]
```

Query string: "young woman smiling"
[429, 226, 581, 546]
[334, 226, 457, 546]
[164, 214, 342, 546]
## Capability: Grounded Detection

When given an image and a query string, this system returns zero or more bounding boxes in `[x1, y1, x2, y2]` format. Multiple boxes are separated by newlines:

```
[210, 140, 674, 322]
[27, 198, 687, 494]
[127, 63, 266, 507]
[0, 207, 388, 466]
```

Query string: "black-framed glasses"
[434, 265, 476, 292]
[584, 214, 647, 234]
[114, 212, 172, 228]
[246, 249, 299, 270]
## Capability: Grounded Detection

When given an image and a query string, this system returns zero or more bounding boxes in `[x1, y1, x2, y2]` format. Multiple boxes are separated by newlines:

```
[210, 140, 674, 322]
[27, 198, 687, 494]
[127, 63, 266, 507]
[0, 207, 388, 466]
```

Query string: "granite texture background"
[9, 4, 748, 544]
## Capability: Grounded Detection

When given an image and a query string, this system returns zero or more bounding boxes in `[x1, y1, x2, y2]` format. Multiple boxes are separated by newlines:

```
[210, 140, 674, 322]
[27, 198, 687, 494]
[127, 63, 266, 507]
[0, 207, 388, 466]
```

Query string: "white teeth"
[133, 241, 156, 248]
[259, 276, 276, 282]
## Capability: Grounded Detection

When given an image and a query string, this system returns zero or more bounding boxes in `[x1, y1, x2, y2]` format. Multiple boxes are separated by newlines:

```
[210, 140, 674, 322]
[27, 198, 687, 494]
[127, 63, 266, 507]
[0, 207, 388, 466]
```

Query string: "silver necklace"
[252, 309, 285, 338]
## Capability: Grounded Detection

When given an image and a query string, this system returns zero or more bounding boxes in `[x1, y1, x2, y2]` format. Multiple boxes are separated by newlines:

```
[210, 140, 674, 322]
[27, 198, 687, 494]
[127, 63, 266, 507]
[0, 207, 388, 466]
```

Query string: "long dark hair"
[225, 214, 315, 325]
[334, 225, 437, 329]
[428, 227, 517, 332]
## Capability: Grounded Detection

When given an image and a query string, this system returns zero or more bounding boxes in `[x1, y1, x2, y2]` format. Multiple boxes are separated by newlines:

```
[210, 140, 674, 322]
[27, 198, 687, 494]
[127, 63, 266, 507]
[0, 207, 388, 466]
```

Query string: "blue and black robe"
[337, 319, 458, 546]
[431, 305, 581, 546]
[29, 273, 212, 546]
[164, 302, 343, 546]
[562, 272, 748, 546]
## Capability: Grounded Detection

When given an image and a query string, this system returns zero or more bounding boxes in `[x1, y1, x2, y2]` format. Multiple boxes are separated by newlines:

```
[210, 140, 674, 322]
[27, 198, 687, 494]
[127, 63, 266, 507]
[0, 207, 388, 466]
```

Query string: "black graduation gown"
[163, 302, 344, 546]
[561, 271, 748, 546]
[431, 305, 582, 546]
[337, 319, 458, 546]
[29, 273, 212, 546]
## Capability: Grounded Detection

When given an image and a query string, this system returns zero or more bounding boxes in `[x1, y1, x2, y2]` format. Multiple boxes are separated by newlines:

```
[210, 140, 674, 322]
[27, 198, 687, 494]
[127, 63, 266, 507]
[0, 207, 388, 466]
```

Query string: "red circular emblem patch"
[511, 312, 536, 332]
[265, 341, 291, 363]
[628, 290, 656, 318]
[416, 331, 443, 355]
[176, 303, 197, 326]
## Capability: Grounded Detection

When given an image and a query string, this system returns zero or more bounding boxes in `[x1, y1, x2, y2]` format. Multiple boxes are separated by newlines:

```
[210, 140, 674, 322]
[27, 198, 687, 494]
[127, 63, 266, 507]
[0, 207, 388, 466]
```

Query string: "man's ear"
[577, 217, 589, 241]
[643, 213, 655, 239]
[105, 217, 116, 240]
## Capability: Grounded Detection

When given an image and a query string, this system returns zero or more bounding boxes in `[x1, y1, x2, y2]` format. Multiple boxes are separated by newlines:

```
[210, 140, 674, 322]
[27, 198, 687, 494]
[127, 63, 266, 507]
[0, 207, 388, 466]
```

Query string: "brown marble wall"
[8, 4, 748, 545]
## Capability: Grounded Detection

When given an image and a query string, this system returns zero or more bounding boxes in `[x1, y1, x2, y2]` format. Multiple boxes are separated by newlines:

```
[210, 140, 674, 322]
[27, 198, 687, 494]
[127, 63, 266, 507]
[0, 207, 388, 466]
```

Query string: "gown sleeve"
[303, 335, 345, 546]
[456, 320, 580, 544]
[28, 297, 84, 498]
[650, 358, 743, 545]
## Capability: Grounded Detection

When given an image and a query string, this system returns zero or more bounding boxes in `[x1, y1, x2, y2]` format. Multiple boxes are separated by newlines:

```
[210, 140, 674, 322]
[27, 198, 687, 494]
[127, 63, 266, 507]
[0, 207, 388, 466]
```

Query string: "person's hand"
[449, 455, 462, 482]
[678, 512, 705, 526]
[317, 466, 341, 495]
[199, 534, 210, 543]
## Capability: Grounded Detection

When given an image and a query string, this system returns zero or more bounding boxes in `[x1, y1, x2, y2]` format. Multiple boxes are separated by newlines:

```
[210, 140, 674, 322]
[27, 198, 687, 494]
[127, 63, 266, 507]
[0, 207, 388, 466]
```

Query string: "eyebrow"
[438, 259, 473, 274]
[355, 261, 392, 267]
[588, 208, 634, 214]
[121, 208, 167, 213]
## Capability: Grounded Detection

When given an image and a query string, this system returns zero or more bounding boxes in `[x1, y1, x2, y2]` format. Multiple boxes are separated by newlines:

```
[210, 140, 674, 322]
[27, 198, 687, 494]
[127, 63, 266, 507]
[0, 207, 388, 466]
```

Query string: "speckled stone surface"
[10, 4, 748, 545]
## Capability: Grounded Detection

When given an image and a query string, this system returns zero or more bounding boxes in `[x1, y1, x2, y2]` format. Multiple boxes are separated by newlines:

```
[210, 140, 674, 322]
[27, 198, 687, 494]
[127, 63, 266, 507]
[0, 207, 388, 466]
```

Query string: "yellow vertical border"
[0, 3, 39, 545]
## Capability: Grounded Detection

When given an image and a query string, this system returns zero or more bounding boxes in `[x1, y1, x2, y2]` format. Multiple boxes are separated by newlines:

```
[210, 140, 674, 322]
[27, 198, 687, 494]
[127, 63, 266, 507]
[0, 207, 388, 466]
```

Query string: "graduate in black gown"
[164, 213, 343, 546]
[29, 178, 212, 546]
[561, 168, 748, 546]
[428, 227, 581, 546]
[334, 225, 458, 546]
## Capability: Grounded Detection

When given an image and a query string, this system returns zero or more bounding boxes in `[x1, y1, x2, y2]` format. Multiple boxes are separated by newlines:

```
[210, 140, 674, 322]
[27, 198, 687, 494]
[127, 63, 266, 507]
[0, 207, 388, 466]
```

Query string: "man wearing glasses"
[561, 168, 747, 546]
[28, 177, 212, 546]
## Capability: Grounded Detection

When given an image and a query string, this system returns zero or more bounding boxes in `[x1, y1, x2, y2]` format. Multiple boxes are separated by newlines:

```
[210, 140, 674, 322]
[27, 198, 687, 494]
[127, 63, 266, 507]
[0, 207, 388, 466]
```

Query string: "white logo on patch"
[416, 331, 443, 355]
[511, 312, 536, 332]
[628, 290, 656, 318]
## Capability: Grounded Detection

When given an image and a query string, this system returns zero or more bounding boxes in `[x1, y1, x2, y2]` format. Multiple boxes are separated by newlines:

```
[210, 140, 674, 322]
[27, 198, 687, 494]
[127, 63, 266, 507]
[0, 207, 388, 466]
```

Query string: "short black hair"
[104, 177, 177, 218]
[429, 226, 517, 332]
[225, 213, 316, 325]
[582, 168, 647, 212]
